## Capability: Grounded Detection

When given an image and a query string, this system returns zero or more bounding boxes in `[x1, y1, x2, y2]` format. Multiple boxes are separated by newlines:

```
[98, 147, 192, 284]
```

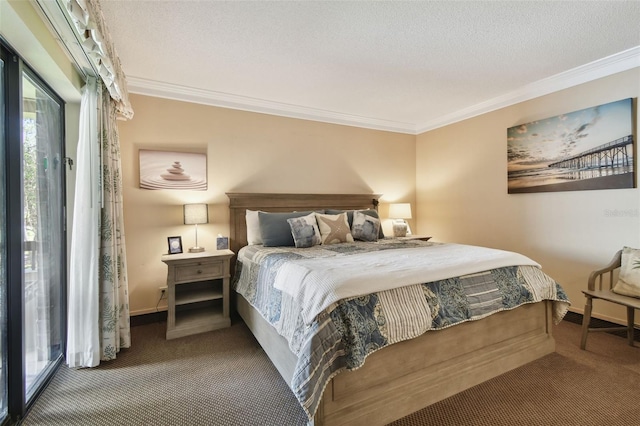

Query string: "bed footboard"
[237, 294, 555, 426]
[316, 301, 554, 425]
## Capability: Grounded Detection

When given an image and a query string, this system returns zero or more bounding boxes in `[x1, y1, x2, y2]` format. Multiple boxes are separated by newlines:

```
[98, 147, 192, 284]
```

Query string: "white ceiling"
[99, 1, 640, 134]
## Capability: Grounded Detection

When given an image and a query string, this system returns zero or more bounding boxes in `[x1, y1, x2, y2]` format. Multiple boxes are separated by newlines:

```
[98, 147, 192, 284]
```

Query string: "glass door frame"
[0, 45, 9, 426]
[2, 39, 25, 424]
[1, 40, 67, 424]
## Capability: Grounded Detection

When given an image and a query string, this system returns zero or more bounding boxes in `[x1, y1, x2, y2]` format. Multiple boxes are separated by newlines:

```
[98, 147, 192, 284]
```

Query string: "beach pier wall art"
[507, 98, 634, 194]
[139, 149, 207, 190]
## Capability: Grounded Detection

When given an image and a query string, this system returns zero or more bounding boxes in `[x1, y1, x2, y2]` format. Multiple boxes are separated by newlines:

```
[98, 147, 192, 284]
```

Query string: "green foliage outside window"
[23, 118, 37, 270]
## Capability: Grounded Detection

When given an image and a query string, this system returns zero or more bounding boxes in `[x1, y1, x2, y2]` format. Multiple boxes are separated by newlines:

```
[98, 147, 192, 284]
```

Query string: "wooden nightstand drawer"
[174, 261, 222, 282]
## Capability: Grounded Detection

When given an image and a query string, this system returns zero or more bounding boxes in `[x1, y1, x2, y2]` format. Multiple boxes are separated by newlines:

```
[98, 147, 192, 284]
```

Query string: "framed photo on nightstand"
[167, 236, 183, 254]
[216, 236, 229, 250]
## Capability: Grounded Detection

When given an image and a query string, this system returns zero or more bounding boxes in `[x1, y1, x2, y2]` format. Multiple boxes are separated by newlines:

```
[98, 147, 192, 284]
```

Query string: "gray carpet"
[22, 321, 307, 426]
[22, 318, 640, 426]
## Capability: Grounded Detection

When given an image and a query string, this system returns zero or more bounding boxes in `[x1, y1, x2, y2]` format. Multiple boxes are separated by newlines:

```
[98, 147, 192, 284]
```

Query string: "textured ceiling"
[99, 1, 640, 133]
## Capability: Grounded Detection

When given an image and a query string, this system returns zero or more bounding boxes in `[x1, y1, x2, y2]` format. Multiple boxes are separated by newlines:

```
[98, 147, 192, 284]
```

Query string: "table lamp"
[184, 203, 208, 252]
[389, 203, 412, 237]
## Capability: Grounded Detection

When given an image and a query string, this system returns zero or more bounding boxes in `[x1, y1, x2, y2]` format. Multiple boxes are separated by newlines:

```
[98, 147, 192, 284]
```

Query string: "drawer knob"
[197, 270, 203, 274]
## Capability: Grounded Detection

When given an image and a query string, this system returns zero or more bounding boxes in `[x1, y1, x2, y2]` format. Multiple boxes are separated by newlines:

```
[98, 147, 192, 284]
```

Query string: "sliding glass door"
[21, 71, 65, 401]
[2, 41, 66, 424]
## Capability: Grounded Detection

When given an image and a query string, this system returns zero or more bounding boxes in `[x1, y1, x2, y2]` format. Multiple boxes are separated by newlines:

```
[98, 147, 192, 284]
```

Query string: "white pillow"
[246, 210, 263, 245]
[612, 246, 640, 298]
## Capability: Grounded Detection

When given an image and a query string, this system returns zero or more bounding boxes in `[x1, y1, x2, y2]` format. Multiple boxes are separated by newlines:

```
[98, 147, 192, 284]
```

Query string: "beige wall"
[119, 94, 416, 315]
[416, 69, 640, 326]
[121, 72, 639, 322]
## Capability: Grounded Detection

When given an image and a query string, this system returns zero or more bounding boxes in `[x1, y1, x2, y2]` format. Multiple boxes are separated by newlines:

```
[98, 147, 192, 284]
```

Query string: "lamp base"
[392, 221, 408, 238]
[189, 246, 205, 253]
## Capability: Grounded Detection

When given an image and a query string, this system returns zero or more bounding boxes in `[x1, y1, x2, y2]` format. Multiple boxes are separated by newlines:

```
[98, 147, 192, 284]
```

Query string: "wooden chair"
[581, 250, 640, 349]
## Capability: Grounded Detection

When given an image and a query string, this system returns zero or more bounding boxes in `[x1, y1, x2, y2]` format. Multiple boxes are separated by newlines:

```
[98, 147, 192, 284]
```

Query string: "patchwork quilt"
[232, 240, 570, 420]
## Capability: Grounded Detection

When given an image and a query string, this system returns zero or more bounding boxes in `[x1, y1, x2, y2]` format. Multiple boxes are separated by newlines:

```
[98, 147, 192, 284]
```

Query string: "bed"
[227, 192, 569, 426]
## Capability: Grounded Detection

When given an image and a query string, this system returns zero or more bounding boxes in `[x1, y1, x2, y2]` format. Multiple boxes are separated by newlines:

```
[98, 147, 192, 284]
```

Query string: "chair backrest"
[587, 250, 622, 291]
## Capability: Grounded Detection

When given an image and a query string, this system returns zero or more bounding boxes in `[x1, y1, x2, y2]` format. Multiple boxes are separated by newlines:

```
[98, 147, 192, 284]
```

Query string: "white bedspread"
[273, 243, 540, 324]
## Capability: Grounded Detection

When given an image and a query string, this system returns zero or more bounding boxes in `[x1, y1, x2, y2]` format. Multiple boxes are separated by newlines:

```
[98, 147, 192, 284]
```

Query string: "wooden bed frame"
[227, 193, 556, 426]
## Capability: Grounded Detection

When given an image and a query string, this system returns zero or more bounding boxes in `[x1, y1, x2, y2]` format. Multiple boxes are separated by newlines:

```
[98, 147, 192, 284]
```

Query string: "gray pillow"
[351, 210, 381, 242]
[287, 213, 321, 248]
[259, 211, 313, 247]
[325, 209, 385, 239]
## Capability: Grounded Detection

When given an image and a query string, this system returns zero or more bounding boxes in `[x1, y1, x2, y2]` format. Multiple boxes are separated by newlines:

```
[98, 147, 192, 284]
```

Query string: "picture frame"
[507, 98, 634, 194]
[139, 149, 207, 190]
[167, 236, 183, 254]
[216, 236, 229, 250]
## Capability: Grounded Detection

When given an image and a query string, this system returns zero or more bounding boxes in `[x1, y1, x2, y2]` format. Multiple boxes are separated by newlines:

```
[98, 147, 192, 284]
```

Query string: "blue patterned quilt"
[232, 240, 570, 420]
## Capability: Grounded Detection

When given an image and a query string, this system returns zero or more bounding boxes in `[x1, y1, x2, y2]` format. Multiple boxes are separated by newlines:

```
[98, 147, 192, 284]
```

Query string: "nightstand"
[397, 235, 432, 242]
[161, 250, 234, 339]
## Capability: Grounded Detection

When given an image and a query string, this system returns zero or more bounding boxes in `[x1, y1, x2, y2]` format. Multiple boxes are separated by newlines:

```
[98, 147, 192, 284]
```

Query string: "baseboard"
[130, 307, 639, 342]
[130, 310, 242, 327]
[130, 311, 167, 327]
[562, 311, 640, 342]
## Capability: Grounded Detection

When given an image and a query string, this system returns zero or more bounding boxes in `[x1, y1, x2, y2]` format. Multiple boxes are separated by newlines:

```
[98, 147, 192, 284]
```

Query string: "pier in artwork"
[548, 135, 634, 170]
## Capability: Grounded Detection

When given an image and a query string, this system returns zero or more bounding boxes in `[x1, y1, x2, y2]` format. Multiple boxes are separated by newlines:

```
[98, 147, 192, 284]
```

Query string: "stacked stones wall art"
[139, 149, 207, 190]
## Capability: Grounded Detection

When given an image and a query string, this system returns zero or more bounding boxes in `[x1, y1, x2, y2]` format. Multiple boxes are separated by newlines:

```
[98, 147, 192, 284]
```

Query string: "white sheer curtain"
[66, 78, 100, 368]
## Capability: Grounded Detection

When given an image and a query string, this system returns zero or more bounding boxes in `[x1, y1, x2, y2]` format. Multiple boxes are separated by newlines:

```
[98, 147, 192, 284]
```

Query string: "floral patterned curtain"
[98, 85, 130, 360]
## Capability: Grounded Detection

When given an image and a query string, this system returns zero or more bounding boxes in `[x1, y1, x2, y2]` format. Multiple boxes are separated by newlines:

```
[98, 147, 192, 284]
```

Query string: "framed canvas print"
[139, 149, 207, 190]
[507, 98, 634, 193]
[167, 236, 183, 254]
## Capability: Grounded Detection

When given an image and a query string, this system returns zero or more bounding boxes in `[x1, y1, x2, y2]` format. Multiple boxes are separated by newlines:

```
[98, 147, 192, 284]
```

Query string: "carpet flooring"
[22, 318, 639, 426]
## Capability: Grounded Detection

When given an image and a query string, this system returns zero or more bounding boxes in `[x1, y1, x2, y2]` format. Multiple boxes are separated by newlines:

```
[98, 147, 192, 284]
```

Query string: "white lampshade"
[183, 203, 208, 225]
[389, 203, 412, 219]
[184, 204, 208, 252]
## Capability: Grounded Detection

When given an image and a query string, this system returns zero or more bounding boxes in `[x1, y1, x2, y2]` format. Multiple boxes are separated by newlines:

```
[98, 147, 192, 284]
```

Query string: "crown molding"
[126, 77, 417, 134]
[416, 46, 640, 134]
[127, 46, 639, 136]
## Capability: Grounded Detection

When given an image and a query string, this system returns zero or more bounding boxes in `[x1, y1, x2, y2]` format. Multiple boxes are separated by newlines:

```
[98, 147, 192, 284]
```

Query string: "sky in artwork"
[507, 98, 632, 172]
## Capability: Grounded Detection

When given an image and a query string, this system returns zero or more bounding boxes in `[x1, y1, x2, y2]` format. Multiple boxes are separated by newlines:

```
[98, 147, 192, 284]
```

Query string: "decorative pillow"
[316, 212, 354, 245]
[287, 213, 321, 248]
[351, 210, 381, 242]
[325, 209, 385, 239]
[246, 210, 263, 245]
[612, 246, 640, 298]
[258, 211, 312, 247]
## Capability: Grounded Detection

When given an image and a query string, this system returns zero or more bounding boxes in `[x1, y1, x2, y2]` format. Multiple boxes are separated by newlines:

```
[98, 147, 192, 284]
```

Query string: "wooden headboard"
[226, 192, 381, 255]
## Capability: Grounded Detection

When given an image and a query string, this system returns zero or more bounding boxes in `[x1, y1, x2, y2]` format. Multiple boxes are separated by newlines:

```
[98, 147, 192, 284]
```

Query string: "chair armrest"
[587, 250, 622, 291]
